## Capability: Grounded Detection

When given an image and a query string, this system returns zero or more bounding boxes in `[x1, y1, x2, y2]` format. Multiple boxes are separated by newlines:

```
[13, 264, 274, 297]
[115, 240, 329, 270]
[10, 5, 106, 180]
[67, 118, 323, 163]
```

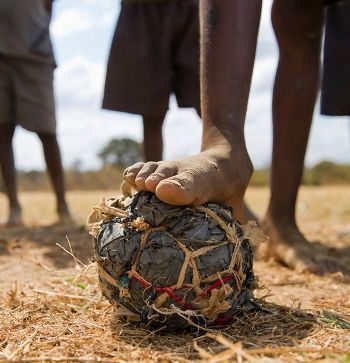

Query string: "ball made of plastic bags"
[88, 192, 266, 330]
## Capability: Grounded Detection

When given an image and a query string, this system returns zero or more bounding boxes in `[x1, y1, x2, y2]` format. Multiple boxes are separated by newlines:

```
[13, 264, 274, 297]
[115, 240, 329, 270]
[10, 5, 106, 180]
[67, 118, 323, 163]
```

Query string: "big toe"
[272, 243, 323, 274]
[155, 173, 199, 205]
[314, 255, 345, 274]
[287, 245, 342, 274]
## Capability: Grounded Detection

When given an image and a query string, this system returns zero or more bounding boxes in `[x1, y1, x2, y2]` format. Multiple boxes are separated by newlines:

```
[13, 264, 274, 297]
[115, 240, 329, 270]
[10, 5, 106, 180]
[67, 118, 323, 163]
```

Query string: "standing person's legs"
[0, 124, 22, 225]
[124, 1, 262, 220]
[261, 0, 328, 272]
[13, 57, 71, 224]
[37, 132, 70, 222]
[103, 3, 173, 164]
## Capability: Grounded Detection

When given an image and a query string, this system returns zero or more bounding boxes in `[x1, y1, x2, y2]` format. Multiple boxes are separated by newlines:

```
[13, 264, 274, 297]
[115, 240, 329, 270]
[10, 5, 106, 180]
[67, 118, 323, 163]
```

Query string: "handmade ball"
[89, 192, 262, 330]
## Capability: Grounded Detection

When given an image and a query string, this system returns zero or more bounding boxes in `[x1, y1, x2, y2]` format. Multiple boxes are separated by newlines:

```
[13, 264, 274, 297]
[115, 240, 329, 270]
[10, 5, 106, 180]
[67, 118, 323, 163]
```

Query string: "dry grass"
[0, 187, 350, 362]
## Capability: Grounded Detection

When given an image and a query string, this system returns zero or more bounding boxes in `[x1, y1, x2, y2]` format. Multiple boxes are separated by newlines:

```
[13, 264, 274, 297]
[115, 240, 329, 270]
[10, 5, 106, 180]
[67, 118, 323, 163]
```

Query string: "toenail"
[161, 179, 183, 188]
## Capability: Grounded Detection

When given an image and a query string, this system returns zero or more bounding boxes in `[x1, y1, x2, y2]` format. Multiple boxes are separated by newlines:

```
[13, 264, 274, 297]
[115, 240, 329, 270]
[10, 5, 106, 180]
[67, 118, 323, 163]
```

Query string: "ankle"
[202, 128, 245, 153]
[265, 209, 297, 229]
[9, 201, 21, 211]
[57, 202, 69, 215]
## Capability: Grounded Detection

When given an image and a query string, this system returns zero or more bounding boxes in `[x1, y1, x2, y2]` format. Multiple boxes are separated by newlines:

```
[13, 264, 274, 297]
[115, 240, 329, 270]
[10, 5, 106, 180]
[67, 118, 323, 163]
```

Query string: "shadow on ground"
[0, 223, 93, 268]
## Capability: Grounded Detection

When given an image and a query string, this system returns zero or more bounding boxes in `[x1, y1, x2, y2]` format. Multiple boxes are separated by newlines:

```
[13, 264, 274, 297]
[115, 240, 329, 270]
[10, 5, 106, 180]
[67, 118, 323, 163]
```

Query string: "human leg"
[261, 0, 332, 273]
[0, 124, 22, 225]
[37, 132, 70, 222]
[142, 114, 166, 162]
[124, 1, 262, 220]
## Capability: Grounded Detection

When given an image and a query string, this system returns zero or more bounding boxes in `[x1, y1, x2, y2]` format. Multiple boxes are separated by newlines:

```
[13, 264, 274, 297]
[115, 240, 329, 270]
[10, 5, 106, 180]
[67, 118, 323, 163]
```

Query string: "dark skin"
[143, 115, 165, 162]
[260, 0, 337, 273]
[142, 103, 201, 162]
[0, 125, 70, 225]
[0, 125, 21, 224]
[43, 0, 53, 14]
[124, 0, 261, 221]
[125, 0, 339, 273]
[38, 132, 70, 221]
[0, 0, 70, 225]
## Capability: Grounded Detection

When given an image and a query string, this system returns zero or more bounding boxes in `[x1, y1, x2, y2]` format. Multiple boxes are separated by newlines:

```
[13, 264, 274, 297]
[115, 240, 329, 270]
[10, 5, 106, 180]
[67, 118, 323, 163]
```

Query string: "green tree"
[98, 138, 143, 168]
[304, 161, 350, 185]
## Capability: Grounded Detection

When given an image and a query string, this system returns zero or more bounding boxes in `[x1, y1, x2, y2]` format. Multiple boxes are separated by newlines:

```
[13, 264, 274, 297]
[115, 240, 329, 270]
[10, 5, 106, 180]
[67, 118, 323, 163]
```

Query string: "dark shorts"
[321, 0, 350, 116]
[0, 55, 56, 134]
[102, 0, 200, 116]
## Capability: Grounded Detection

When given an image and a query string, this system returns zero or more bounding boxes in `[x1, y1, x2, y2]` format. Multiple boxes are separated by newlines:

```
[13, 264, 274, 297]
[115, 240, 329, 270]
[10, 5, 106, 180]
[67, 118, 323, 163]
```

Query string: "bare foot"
[57, 204, 74, 226]
[58, 213, 75, 226]
[124, 146, 253, 215]
[5, 206, 23, 227]
[260, 214, 341, 274]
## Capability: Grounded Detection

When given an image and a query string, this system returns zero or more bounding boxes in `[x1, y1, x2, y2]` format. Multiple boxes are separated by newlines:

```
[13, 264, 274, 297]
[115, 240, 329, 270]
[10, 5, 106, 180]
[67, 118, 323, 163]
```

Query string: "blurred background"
[12, 0, 350, 190]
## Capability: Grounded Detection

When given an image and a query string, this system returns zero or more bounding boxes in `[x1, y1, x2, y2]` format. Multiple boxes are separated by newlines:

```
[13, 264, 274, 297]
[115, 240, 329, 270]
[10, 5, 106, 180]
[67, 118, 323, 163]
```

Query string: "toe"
[134, 162, 159, 190]
[295, 259, 323, 274]
[314, 256, 343, 274]
[145, 165, 178, 192]
[155, 172, 199, 205]
[124, 162, 145, 184]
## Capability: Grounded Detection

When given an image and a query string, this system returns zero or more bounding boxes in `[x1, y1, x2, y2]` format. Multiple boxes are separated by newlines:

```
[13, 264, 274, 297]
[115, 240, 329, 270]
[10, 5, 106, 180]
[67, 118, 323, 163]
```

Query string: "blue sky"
[14, 0, 349, 170]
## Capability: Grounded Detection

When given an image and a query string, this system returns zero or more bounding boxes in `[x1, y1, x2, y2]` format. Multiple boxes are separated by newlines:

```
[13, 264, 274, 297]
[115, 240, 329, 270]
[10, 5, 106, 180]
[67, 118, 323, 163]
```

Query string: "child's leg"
[124, 1, 262, 220]
[142, 114, 166, 162]
[37, 132, 71, 222]
[261, 0, 337, 273]
[0, 124, 22, 225]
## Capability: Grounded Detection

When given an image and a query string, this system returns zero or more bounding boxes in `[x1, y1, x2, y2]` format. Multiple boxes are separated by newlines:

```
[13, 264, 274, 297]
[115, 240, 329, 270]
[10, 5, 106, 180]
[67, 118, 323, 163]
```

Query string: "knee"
[272, 0, 324, 55]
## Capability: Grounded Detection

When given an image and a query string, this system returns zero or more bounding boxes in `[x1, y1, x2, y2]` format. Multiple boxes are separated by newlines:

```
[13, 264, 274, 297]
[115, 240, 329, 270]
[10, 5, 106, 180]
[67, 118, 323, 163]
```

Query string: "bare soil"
[0, 187, 349, 362]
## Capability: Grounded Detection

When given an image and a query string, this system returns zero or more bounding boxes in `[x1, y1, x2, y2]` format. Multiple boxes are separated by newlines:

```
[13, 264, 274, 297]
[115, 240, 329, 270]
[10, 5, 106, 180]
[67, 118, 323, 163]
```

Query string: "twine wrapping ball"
[88, 191, 267, 330]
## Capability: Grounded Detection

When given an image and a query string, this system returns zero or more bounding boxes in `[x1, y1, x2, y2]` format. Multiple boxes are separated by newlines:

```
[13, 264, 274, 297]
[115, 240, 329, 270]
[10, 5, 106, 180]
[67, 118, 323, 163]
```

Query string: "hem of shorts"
[18, 123, 57, 135]
[102, 98, 169, 116]
[102, 97, 198, 115]
[321, 106, 350, 117]
[176, 102, 200, 110]
[175, 96, 200, 111]
[320, 111, 350, 117]
[102, 102, 144, 116]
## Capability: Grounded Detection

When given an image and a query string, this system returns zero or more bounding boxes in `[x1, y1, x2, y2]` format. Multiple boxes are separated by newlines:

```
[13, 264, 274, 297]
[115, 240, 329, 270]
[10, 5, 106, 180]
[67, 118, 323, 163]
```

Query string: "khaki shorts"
[0, 55, 56, 134]
[103, 0, 200, 116]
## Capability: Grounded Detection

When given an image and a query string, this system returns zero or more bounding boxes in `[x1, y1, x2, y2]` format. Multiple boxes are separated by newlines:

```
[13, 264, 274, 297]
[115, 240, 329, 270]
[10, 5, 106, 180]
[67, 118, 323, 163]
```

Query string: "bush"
[98, 138, 143, 168]
[303, 161, 350, 185]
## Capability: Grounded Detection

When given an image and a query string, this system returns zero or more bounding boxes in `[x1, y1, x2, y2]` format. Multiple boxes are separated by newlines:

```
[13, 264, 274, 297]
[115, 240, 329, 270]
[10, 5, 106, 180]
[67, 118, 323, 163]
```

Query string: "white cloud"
[51, 0, 117, 39]
[51, 8, 91, 38]
[55, 56, 104, 110]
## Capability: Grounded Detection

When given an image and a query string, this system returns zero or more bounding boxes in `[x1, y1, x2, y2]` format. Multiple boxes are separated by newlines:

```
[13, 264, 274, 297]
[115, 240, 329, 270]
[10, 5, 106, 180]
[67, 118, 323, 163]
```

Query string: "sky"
[13, 0, 350, 171]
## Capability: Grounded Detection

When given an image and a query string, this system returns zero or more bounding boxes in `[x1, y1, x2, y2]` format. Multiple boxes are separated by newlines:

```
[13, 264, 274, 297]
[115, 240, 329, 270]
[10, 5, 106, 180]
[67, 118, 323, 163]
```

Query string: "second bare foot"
[57, 204, 74, 226]
[260, 214, 342, 274]
[5, 205, 23, 227]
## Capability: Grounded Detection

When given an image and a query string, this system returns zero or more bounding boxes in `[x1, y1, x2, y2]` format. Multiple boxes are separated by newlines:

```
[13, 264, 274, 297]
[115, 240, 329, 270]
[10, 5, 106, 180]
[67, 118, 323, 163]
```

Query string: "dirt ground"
[0, 186, 349, 362]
